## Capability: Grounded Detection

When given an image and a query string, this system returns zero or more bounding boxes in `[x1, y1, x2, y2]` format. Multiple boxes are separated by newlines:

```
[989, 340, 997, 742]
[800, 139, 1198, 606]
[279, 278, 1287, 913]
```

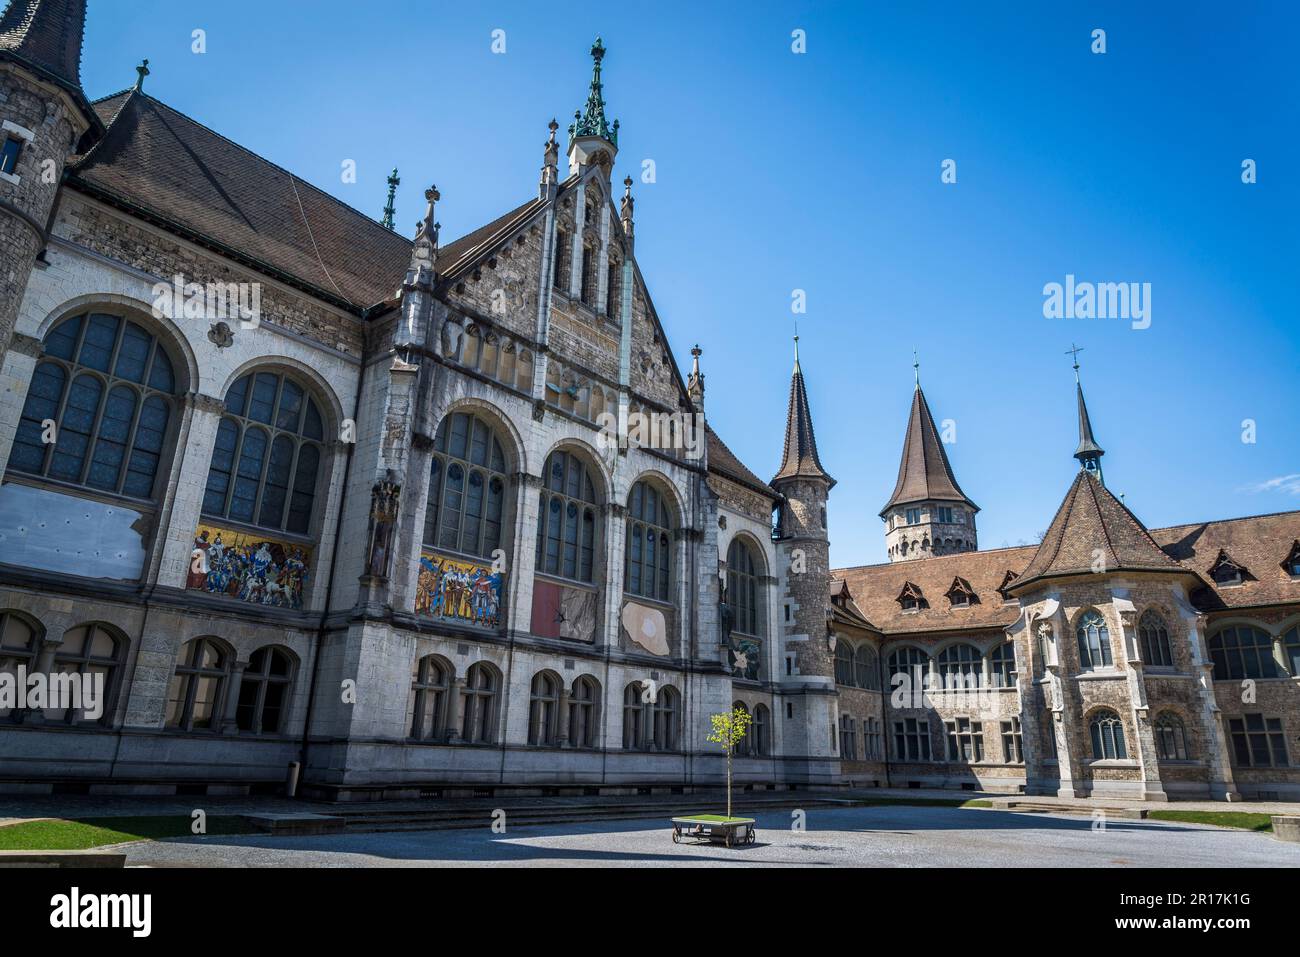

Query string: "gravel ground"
[118, 804, 1300, 868]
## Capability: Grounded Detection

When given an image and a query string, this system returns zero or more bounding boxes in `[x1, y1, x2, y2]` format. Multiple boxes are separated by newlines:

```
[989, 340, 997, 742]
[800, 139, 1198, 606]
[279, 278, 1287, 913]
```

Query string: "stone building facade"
[1, 1, 1297, 801]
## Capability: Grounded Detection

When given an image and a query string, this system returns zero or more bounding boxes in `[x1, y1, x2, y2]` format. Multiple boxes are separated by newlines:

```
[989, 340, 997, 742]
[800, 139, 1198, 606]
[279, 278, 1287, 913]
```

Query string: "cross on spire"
[1066, 342, 1084, 382]
[913, 348, 920, 387]
[134, 58, 150, 91]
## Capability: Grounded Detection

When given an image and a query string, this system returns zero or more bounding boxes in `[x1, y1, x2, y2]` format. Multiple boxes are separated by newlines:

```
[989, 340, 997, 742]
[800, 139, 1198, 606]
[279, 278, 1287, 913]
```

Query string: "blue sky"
[80, 1, 1298, 568]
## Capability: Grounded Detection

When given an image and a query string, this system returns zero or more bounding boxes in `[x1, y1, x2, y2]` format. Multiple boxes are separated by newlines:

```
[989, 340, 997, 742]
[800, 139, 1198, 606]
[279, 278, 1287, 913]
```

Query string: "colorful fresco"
[416, 551, 505, 627]
[187, 524, 311, 610]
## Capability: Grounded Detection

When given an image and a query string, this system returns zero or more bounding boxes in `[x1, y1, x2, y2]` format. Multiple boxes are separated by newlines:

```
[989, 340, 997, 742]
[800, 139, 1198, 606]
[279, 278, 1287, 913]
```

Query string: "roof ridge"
[1152, 508, 1300, 533]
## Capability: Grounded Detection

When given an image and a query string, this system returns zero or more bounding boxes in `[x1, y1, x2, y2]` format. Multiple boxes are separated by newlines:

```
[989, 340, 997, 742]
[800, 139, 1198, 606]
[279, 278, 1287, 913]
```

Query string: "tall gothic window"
[553, 227, 569, 290]
[1208, 625, 1277, 680]
[753, 704, 770, 756]
[726, 538, 760, 636]
[1076, 610, 1113, 670]
[834, 642, 854, 686]
[580, 243, 595, 305]
[9, 312, 178, 499]
[425, 411, 508, 558]
[1139, 611, 1174, 667]
[854, 645, 876, 689]
[202, 370, 324, 535]
[536, 450, 598, 583]
[605, 260, 620, 316]
[625, 480, 672, 602]
[1089, 709, 1127, 760]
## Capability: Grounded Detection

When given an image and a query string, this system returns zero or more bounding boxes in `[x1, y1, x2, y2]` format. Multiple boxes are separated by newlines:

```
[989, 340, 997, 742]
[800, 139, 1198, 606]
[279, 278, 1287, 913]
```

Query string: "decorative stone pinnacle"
[574, 37, 617, 145]
[381, 167, 400, 230]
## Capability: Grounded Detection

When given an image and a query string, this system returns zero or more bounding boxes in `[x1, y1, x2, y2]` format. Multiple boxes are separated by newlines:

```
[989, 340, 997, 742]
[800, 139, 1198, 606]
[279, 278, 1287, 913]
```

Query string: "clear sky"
[79, 1, 1298, 569]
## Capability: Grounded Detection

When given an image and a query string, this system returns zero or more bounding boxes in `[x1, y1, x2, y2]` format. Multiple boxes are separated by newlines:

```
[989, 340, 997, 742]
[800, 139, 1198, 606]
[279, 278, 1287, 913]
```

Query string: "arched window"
[937, 643, 982, 689]
[753, 704, 770, 756]
[528, 671, 561, 746]
[1139, 611, 1173, 667]
[1208, 625, 1277, 680]
[625, 682, 679, 751]
[9, 312, 178, 499]
[888, 646, 930, 695]
[1154, 712, 1190, 761]
[425, 411, 509, 559]
[989, 641, 1017, 688]
[580, 242, 595, 305]
[1076, 610, 1113, 670]
[166, 637, 231, 732]
[854, 645, 876, 690]
[623, 681, 645, 749]
[460, 662, 498, 744]
[626, 479, 673, 602]
[1088, 709, 1127, 760]
[202, 370, 325, 535]
[536, 450, 598, 583]
[409, 654, 451, 741]
[569, 676, 599, 749]
[653, 685, 680, 751]
[605, 259, 620, 316]
[49, 623, 122, 724]
[0, 611, 38, 720]
[834, 642, 855, 686]
[726, 537, 760, 637]
[1284, 627, 1300, 676]
[235, 645, 293, 734]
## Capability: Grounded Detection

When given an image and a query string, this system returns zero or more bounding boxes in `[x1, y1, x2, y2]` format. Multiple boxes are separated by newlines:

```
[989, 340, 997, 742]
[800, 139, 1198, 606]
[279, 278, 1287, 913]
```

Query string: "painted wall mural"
[416, 550, 504, 628]
[187, 523, 311, 610]
[532, 579, 599, 642]
[621, 600, 669, 656]
[728, 635, 762, 681]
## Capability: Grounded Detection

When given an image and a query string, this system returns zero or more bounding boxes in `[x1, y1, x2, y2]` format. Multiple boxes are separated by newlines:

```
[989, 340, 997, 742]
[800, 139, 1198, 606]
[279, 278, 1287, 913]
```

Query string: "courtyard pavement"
[116, 804, 1300, 868]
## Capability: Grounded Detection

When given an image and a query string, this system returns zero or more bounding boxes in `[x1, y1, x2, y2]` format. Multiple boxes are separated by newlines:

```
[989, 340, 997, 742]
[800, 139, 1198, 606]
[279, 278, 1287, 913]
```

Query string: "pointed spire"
[134, 57, 149, 91]
[1069, 345, 1105, 483]
[381, 167, 399, 230]
[772, 337, 834, 488]
[573, 36, 617, 144]
[880, 382, 977, 517]
[0, 0, 88, 91]
[687, 344, 705, 411]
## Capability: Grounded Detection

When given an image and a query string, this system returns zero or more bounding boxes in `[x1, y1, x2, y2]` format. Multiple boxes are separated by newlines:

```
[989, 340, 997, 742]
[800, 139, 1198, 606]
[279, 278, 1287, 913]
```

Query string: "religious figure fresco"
[187, 524, 310, 610]
[415, 551, 504, 627]
[729, 635, 762, 681]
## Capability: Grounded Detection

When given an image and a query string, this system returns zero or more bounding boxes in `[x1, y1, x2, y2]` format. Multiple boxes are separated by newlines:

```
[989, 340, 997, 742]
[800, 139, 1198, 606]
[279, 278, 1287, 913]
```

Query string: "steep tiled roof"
[881, 385, 976, 515]
[707, 425, 777, 500]
[830, 578, 876, 631]
[0, 0, 84, 90]
[69, 90, 414, 310]
[1152, 511, 1300, 611]
[836, 546, 1036, 635]
[771, 353, 833, 487]
[1011, 469, 1187, 592]
[834, 507, 1300, 635]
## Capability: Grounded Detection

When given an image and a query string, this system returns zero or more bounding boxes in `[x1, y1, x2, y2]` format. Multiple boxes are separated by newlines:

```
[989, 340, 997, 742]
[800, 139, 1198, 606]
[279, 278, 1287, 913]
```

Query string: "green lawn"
[676, 814, 756, 823]
[1147, 810, 1274, 832]
[0, 815, 254, 850]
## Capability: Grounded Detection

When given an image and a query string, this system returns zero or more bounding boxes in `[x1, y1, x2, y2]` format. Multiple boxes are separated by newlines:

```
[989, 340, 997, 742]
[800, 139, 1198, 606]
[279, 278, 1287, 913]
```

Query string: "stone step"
[998, 800, 1148, 819]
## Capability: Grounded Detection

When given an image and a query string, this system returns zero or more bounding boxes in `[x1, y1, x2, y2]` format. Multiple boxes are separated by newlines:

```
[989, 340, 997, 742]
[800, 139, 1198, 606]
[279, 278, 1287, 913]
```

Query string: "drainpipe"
[297, 347, 369, 792]
[878, 641, 891, 788]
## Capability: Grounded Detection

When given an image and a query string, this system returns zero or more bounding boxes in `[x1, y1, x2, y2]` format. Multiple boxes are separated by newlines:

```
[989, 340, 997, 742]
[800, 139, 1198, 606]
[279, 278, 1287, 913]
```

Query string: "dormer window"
[1208, 549, 1249, 587]
[997, 570, 1019, 602]
[905, 507, 921, 526]
[945, 577, 979, 608]
[0, 137, 21, 176]
[896, 582, 927, 612]
[1282, 540, 1300, 578]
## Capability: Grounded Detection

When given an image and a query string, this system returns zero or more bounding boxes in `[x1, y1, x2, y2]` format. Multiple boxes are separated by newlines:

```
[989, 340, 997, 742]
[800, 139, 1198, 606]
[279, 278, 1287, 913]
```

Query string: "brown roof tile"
[70, 91, 414, 309]
[771, 354, 833, 487]
[881, 384, 975, 515]
[1152, 511, 1300, 611]
[707, 425, 778, 500]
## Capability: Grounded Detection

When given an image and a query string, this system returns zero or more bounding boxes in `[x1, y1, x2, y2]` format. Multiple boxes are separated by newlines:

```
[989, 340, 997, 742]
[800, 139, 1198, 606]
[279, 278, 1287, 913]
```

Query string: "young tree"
[707, 705, 753, 820]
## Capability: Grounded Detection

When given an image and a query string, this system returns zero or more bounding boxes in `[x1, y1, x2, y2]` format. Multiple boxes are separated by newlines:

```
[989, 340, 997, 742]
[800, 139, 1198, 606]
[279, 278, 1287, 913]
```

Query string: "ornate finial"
[134, 59, 150, 92]
[794, 320, 800, 365]
[913, 348, 920, 386]
[381, 168, 400, 230]
[687, 344, 705, 408]
[415, 185, 440, 248]
[574, 37, 616, 144]
[1066, 342, 1084, 382]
